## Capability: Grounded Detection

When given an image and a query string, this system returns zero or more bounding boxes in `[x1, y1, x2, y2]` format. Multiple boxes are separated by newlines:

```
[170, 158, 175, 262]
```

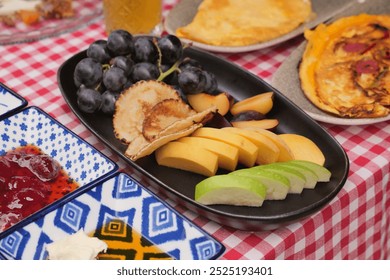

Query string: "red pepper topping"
[355, 59, 379, 74]
[343, 42, 368, 53]
[379, 48, 390, 60]
[382, 29, 390, 39]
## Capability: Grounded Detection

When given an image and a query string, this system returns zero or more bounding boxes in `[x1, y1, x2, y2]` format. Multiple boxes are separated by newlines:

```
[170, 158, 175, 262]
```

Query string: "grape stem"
[153, 37, 164, 76]
[157, 60, 181, 82]
[153, 37, 192, 82]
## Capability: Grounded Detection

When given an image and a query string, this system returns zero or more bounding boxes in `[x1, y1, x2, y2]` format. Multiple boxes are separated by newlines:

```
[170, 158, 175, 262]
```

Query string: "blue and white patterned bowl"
[0, 106, 118, 237]
[0, 173, 225, 260]
[0, 82, 27, 120]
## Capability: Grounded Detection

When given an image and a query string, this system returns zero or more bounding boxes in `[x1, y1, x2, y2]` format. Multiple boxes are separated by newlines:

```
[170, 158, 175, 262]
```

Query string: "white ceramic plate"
[164, 0, 355, 53]
[272, 0, 390, 125]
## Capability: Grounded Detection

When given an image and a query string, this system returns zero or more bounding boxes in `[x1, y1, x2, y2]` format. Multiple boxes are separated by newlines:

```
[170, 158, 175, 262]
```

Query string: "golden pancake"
[113, 80, 181, 144]
[142, 98, 197, 142]
[176, 0, 313, 47]
[299, 14, 390, 118]
[113, 80, 216, 161]
[125, 107, 215, 161]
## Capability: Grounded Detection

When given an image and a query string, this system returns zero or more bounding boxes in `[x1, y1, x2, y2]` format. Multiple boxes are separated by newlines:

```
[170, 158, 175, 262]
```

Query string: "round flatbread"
[176, 0, 313, 47]
[113, 80, 181, 144]
[299, 14, 390, 118]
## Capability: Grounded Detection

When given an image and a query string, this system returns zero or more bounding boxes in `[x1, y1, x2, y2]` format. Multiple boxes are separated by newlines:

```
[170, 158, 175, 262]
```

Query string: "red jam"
[0, 145, 79, 232]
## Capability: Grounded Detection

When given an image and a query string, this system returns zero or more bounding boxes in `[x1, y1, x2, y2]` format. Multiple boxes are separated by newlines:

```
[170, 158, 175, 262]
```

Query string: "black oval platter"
[57, 47, 349, 231]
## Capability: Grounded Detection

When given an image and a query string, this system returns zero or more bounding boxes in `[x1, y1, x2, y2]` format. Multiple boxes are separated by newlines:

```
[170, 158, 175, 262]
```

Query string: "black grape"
[133, 37, 159, 63]
[74, 58, 103, 88]
[203, 70, 218, 93]
[111, 56, 134, 77]
[77, 87, 102, 113]
[100, 91, 119, 115]
[103, 67, 127, 92]
[130, 62, 159, 82]
[158, 35, 183, 65]
[179, 58, 202, 71]
[107, 29, 134, 56]
[86, 40, 111, 64]
[178, 66, 207, 94]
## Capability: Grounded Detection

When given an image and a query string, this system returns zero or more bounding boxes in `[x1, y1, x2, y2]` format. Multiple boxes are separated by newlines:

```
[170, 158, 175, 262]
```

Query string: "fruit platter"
[58, 31, 349, 231]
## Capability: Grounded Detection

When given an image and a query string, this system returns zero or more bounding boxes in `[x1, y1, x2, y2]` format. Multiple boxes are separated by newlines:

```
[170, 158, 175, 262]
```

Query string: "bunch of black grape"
[73, 29, 218, 115]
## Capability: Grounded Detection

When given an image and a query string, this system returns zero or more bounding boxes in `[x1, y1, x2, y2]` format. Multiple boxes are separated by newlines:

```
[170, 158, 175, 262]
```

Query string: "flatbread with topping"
[299, 14, 390, 118]
[175, 0, 313, 47]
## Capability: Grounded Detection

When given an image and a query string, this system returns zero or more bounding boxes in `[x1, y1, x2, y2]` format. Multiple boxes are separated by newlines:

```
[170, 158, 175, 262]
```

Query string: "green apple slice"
[195, 174, 267, 207]
[251, 164, 306, 194]
[288, 160, 331, 182]
[279, 162, 319, 189]
[231, 168, 290, 200]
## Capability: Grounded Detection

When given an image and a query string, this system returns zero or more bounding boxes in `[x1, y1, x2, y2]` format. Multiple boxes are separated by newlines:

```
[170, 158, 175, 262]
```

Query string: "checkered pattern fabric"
[0, 0, 389, 260]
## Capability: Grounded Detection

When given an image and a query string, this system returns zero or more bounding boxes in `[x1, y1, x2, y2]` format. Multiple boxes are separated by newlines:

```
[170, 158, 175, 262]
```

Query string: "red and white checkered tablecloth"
[0, 0, 389, 260]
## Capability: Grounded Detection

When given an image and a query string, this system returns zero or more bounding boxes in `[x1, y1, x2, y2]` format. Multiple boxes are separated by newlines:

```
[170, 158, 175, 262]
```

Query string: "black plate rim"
[57, 47, 349, 229]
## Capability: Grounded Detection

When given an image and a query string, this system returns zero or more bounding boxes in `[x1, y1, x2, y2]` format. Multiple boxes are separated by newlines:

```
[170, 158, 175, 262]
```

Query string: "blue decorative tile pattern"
[0, 173, 225, 260]
[54, 200, 91, 234]
[0, 106, 118, 237]
[0, 83, 27, 120]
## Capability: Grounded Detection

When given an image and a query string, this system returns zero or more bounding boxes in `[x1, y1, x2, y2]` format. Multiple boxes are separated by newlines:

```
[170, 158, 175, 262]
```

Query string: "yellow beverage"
[103, 0, 162, 35]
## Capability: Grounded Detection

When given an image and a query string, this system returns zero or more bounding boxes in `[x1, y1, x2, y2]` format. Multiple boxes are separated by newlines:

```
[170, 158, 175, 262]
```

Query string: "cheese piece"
[46, 230, 108, 260]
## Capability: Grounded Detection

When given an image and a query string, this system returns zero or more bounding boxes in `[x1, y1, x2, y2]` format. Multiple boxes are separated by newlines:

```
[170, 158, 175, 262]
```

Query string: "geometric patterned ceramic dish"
[0, 82, 28, 120]
[0, 173, 225, 260]
[0, 106, 118, 238]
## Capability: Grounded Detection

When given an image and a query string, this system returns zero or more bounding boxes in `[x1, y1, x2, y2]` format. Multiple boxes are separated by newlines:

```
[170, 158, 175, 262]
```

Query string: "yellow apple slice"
[230, 92, 274, 115]
[178, 136, 239, 171]
[221, 127, 280, 165]
[191, 127, 258, 167]
[187, 92, 231, 116]
[231, 119, 279, 130]
[279, 134, 326, 166]
[242, 128, 295, 162]
[155, 141, 218, 177]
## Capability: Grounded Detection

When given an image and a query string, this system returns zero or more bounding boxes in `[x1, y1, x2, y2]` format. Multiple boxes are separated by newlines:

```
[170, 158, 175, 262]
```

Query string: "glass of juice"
[102, 0, 162, 35]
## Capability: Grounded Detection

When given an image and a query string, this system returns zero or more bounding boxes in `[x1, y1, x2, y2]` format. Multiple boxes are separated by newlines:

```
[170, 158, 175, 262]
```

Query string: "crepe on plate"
[299, 14, 390, 118]
[175, 0, 313, 47]
[113, 80, 216, 161]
